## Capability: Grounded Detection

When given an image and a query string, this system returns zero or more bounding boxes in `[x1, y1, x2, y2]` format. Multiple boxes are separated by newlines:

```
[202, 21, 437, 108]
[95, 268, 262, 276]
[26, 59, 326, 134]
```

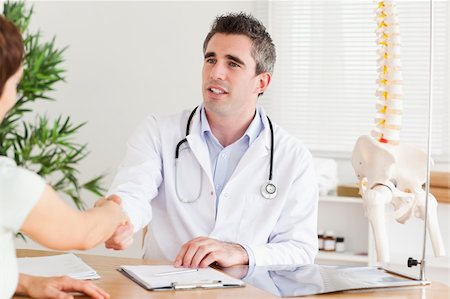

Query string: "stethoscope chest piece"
[261, 181, 277, 199]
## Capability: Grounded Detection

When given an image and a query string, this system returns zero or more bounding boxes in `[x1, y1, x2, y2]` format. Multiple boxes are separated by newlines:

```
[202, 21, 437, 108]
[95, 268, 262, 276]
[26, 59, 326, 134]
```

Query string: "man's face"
[202, 33, 270, 118]
[0, 66, 23, 122]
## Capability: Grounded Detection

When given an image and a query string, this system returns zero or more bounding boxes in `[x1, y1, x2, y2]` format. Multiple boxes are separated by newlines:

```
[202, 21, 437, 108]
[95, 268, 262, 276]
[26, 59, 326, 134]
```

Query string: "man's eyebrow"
[204, 52, 246, 66]
[204, 52, 216, 59]
[226, 54, 245, 66]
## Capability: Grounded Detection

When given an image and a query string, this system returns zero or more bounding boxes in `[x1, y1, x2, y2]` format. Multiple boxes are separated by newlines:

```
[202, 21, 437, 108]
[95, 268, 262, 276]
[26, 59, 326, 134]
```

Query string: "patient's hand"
[95, 195, 129, 225]
[16, 274, 109, 299]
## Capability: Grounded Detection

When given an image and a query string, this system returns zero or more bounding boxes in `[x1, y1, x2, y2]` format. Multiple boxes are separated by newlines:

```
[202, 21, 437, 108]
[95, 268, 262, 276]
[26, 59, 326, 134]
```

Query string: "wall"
[13, 0, 255, 258]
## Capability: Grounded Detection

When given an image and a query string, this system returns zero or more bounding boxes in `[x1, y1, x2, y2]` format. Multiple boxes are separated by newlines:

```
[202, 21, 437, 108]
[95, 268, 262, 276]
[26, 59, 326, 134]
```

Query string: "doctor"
[104, 13, 319, 267]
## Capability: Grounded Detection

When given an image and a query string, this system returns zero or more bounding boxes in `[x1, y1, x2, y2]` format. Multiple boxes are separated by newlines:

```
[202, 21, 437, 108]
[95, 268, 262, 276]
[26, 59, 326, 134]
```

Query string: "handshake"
[94, 195, 135, 250]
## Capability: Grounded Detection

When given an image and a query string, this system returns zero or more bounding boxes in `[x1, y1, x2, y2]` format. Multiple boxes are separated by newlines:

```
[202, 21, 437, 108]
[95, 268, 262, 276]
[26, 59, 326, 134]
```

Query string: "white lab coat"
[109, 106, 319, 266]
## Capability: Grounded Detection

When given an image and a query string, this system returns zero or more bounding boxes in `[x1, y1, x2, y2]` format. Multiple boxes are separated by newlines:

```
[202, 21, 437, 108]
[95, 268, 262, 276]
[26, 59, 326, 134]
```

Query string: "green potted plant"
[1, 1, 104, 210]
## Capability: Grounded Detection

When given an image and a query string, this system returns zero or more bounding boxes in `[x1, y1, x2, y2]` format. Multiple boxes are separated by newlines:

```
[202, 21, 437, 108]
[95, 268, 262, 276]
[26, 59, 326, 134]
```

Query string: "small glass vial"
[323, 230, 336, 251]
[335, 237, 345, 253]
[318, 229, 324, 251]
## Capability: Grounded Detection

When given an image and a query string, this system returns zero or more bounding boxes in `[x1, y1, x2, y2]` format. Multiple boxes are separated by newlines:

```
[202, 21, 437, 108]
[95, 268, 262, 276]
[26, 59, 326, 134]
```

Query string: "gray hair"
[203, 12, 276, 75]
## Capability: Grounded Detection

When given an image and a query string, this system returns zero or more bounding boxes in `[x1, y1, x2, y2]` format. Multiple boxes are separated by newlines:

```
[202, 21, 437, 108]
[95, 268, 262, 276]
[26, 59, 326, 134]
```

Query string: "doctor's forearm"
[249, 241, 317, 266]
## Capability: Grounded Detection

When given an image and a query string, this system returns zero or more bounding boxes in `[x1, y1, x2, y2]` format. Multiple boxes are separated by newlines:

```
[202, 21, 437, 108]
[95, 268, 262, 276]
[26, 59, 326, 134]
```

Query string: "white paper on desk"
[18, 253, 100, 280]
[119, 265, 244, 290]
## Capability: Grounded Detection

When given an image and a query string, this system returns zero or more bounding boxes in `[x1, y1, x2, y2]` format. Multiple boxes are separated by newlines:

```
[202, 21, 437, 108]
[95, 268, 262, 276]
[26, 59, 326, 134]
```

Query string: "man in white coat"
[104, 13, 319, 267]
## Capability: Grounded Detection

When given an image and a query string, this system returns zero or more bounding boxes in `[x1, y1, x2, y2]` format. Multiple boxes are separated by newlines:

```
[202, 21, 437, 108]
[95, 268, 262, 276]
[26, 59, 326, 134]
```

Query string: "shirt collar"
[200, 105, 264, 146]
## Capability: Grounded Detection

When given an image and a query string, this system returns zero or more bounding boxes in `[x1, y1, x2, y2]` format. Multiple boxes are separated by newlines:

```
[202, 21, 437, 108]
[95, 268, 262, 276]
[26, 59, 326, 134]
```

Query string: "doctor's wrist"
[235, 244, 249, 265]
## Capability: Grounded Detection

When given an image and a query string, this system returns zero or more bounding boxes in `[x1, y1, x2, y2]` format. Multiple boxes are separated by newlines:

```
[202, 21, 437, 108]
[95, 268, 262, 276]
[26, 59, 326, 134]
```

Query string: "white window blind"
[256, 0, 449, 161]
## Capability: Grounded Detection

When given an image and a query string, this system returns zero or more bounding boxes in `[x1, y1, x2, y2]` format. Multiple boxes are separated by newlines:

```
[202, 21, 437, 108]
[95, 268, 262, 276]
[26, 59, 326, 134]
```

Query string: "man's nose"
[210, 62, 226, 80]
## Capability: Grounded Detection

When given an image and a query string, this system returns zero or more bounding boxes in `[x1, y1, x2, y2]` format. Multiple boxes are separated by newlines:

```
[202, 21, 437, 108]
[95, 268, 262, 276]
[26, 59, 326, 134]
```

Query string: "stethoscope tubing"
[174, 106, 276, 202]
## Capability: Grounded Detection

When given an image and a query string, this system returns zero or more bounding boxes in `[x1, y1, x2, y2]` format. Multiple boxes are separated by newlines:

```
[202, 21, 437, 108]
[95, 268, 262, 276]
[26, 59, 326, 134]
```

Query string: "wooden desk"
[15, 249, 450, 299]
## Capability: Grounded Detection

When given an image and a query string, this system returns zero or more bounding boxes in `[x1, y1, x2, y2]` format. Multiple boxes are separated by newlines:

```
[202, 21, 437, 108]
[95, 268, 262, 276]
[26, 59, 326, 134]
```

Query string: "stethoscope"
[175, 106, 277, 203]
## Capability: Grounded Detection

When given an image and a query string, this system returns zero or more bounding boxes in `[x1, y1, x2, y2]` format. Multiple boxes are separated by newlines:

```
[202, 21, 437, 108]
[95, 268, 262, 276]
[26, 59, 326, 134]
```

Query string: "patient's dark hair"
[203, 12, 276, 75]
[0, 15, 24, 97]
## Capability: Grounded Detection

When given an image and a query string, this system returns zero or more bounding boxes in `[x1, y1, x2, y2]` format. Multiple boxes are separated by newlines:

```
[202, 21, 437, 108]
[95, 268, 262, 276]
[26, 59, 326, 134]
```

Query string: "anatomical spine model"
[351, 0, 445, 263]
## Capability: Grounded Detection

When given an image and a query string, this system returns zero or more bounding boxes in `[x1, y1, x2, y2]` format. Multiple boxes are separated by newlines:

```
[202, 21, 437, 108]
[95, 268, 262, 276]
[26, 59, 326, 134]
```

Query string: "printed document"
[18, 253, 100, 280]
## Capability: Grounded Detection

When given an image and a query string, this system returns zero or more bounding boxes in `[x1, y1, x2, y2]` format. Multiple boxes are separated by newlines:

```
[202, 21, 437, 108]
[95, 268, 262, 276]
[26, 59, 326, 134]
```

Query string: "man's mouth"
[207, 86, 228, 95]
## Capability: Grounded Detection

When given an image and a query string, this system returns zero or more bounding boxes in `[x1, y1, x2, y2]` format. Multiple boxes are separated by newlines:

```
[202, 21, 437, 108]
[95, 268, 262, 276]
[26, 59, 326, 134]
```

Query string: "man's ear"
[256, 72, 271, 94]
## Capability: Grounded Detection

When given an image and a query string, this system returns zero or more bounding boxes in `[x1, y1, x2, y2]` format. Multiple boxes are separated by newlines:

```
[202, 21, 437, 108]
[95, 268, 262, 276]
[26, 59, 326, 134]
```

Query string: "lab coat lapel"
[231, 127, 270, 179]
[185, 115, 214, 186]
[232, 105, 272, 178]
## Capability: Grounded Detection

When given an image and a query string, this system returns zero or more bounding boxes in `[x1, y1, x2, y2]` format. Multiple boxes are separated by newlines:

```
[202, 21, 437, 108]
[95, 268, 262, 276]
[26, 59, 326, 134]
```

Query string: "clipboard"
[118, 265, 245, 291]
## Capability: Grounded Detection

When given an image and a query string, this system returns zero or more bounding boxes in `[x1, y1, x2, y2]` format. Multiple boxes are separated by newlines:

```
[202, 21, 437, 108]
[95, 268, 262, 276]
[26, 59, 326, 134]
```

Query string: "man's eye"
[229, 62, 239, 68]
[206, 58, 216, 64]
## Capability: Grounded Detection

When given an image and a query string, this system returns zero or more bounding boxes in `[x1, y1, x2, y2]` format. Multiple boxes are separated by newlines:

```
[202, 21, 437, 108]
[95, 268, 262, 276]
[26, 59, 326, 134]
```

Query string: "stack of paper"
[18, 253, 100, 280]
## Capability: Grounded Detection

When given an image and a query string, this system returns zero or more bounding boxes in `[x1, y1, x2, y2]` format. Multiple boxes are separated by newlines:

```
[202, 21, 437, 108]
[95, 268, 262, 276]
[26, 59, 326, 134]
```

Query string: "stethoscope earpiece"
[261, 181, 277, 200]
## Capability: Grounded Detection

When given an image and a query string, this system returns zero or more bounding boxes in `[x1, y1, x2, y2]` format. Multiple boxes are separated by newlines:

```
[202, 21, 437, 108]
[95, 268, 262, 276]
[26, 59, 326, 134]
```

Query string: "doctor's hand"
[16, 274, 110, 299]
[94, 195, 134, 250]
[174, 236, 249, 268]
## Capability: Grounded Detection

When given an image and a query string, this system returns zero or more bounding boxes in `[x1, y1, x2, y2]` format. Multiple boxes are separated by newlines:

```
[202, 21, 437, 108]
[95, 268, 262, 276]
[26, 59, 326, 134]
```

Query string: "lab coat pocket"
[175, 146, 203, 202]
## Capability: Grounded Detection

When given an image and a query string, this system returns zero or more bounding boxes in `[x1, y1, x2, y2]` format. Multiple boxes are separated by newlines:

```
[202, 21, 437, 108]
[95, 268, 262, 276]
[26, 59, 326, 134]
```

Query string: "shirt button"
[224, 193, 229, 197]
